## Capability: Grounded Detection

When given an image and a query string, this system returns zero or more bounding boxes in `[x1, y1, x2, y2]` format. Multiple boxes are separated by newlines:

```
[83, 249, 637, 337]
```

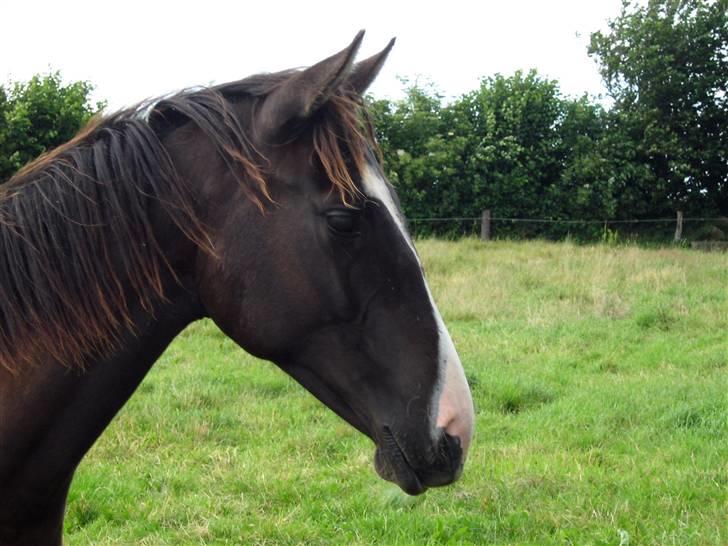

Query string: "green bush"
[0, 71, 104, 183]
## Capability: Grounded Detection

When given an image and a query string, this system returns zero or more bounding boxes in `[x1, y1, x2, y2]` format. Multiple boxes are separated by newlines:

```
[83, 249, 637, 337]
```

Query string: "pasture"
[64, 239, 727, 545]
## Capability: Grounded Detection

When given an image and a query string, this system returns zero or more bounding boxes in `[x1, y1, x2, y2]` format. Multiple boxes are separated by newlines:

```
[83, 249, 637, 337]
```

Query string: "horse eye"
[325, 209, 361, 236]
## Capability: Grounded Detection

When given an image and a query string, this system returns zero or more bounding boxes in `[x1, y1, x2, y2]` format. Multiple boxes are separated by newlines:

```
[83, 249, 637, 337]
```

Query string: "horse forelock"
[215, 70, 380, 206]
[310, 91, 380, 206]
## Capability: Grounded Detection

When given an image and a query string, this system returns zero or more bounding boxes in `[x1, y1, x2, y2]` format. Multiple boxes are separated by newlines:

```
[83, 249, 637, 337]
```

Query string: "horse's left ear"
[256, 31, 365, 140]
[347, 37, 396, 95]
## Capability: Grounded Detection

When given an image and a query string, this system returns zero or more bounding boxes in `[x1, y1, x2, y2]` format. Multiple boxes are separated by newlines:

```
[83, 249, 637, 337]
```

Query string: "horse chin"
[374, 436, 427, 496]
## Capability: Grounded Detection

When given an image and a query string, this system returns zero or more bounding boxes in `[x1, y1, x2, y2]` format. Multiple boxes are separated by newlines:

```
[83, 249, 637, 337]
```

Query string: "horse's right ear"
[256, 31, 365, 141]
[347, 37, 396, 95]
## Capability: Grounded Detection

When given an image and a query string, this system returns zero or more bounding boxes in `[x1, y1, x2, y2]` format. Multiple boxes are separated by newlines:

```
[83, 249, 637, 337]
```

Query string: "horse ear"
[347, 37, 396, 95]
[256, 30, 365, 139]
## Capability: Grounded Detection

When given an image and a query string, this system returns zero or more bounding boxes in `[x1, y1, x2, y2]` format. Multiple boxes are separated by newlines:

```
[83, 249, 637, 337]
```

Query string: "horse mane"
[0, 72, 378, 373]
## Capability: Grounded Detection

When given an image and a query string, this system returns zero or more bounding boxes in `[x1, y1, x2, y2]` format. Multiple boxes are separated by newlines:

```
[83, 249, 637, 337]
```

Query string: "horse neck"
[0, 217, 203, 545]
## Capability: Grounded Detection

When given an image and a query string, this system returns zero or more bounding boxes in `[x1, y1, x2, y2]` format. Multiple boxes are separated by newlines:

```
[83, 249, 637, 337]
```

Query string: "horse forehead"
[360, 163, 417, 256]
[360, 161, 391, 198]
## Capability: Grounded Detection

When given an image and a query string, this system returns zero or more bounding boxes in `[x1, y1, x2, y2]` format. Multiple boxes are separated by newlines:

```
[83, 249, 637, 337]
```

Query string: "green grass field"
[64, 239, 728, 545]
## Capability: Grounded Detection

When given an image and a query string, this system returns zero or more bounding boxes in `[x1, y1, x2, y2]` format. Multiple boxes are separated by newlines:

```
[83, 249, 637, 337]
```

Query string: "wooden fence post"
[674, 210, 684, 242]
[481, 209, 491, 241]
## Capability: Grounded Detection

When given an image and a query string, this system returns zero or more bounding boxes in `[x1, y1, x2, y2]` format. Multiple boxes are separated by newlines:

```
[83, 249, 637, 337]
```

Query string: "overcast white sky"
[2, 1, 625, 111]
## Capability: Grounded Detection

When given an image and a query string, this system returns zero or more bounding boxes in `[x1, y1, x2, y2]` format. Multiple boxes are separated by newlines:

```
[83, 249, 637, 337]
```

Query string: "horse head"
[179, 32, 474, 494]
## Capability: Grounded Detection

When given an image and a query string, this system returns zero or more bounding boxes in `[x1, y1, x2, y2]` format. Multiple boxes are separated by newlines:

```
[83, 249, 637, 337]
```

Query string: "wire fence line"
[404, 212, 728, 242]
[407, 216, 723, 225]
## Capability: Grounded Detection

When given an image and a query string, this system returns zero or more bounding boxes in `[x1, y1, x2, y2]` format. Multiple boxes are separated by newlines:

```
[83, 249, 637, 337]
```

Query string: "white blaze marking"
[361, 164, 474, 457]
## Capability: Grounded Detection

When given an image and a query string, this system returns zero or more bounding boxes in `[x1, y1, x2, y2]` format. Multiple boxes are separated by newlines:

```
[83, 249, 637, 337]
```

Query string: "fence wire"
[407, 216, 723, 224]
[404, 214, 727, 242]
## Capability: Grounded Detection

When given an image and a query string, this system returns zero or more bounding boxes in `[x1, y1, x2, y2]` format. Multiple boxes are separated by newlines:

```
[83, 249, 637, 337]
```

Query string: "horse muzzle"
[373, 427, 464, 495]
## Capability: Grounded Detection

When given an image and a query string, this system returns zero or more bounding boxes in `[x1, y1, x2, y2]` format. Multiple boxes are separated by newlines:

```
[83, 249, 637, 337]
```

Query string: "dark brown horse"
[0, 32, 474, 545]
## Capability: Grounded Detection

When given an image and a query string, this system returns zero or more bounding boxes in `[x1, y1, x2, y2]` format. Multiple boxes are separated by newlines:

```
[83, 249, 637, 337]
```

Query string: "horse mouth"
[374, 427, 427, 495]
[373, 426, 465, 496]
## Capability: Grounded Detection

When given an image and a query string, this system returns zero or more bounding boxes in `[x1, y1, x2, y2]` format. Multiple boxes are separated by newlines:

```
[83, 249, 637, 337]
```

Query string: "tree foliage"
[0, 71, 104, 183]
[369, 73, 616, 237]
[589, 0, 728, 215]
[367, 0, 727, 239]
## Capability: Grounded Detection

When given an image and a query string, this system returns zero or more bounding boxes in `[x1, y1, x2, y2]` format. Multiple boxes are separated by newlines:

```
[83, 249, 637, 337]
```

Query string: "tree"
[368, 81, 472, 231]
[589, 0, 728, 215]
[458, 71, 565, 225]
[549, 97, 615, 228]
[370, 72, 621, 238]
[0, 71, 104, 183]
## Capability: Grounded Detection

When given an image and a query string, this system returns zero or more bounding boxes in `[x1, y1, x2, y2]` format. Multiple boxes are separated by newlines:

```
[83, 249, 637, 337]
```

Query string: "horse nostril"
[439, 414, 472, 461]
[436, 430, 463, 468]
[414, 431, 464, 488]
